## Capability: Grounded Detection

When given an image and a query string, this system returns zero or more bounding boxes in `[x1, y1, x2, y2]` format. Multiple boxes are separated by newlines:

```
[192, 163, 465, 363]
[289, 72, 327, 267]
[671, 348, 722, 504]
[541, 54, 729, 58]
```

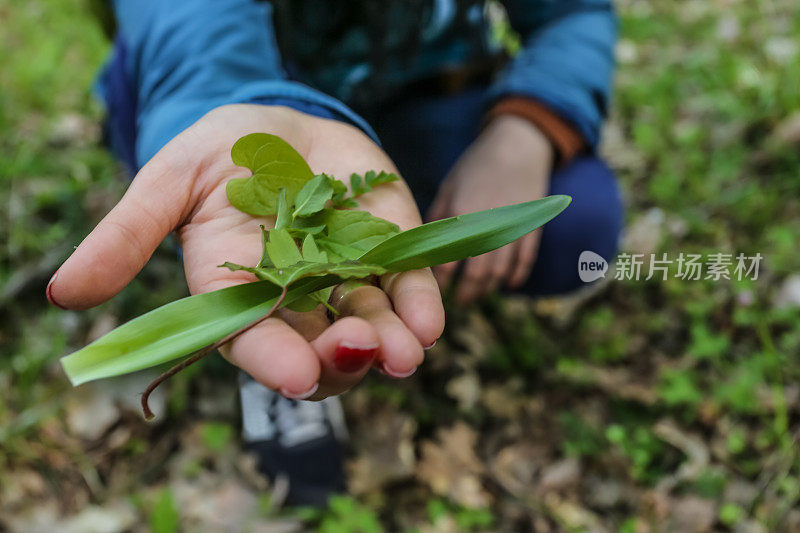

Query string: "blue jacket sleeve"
[106, 0, 377, 169]
[489, 1, 617, 149]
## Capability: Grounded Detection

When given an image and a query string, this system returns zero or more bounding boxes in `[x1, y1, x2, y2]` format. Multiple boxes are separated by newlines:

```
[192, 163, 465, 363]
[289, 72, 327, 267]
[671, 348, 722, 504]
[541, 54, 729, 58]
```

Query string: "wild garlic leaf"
[359, 195, 572, 271]
[275, 188, 291, 230]
[293, 175, 334, 218]
[265, 228, 303, 268]
[227, 133, 314, 216]
[59, 280, 298, 385]
[323, 209, 400, 252]
[62, 194, 571, 385]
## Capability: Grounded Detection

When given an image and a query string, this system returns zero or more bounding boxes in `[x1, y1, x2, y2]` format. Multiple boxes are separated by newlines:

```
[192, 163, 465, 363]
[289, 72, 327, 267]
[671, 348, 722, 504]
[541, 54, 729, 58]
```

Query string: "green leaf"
[219, 261, 286, 286]
[286, 287, 334, 313]
[150, 489, 179, 533]
[293, 174, 334, 218]
[361, 170, 399, 193]
[265, 228, 302, 268]
[350, 173, 364, 196]
[278, 260, 386, 286]
[301, 234, 328, 263]
[257, 225, 273, 268]
[315, 237, 365, 261]
[60, 276, 342, 385]
[227, 133, 314, 215]
[347, 170, 399, 198]
[62, 197, 569, 386]
[329, 176, 352, 208]
[323, 209, 400, 252]
[274, 188, 291, 230]
[223, 259, 385, 288]
[286, 296, 318, 312]
[359, 195, 572, 271]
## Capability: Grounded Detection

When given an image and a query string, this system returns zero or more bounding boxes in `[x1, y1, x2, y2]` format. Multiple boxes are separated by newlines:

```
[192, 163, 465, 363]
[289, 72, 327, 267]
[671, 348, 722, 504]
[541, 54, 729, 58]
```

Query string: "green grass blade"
[359, 195, 571, 271]
[60, 276, 339, 386]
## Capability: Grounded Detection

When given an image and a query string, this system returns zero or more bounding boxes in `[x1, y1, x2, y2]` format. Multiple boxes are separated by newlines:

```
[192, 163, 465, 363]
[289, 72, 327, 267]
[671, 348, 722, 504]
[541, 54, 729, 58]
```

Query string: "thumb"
[47, 140, 197, 310]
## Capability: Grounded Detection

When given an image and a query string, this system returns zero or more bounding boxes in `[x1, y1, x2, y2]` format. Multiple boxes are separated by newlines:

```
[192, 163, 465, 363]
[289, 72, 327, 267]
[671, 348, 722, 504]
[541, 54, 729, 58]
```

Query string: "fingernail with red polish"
[334, 342, 378, 373]
[46, 270, 67, 310]
[381, 363, 417, 379]
[280, 382, 319, 400]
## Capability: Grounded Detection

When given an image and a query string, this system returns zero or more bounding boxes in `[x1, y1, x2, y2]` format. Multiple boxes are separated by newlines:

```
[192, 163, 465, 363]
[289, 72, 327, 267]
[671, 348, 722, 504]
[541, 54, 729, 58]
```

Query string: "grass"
[2, 0, 799, 530]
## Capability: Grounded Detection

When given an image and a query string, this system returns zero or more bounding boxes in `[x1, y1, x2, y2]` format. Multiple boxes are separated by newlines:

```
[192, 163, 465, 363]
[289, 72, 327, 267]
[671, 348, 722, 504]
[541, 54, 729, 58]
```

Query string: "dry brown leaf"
[347, 410, 417, 494]
[489, 443, 548, 498]
[416, 422, 491, 508]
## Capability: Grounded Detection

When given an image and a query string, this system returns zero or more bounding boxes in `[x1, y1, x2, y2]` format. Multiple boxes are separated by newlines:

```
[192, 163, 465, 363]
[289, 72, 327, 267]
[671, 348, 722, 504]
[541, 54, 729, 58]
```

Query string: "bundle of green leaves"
[222, 134, 406, 313]
[59, 133, 571, 419]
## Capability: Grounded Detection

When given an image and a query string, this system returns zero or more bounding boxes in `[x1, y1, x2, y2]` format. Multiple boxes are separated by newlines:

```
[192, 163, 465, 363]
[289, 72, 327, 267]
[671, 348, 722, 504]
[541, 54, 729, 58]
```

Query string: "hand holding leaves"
[52, 106, 569, 419]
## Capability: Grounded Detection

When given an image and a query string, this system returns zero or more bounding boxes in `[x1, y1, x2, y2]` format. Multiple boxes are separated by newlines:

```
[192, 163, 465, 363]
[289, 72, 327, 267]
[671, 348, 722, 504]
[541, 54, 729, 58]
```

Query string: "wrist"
[482, 114, 555, 173]
[486, 98, 585, 166]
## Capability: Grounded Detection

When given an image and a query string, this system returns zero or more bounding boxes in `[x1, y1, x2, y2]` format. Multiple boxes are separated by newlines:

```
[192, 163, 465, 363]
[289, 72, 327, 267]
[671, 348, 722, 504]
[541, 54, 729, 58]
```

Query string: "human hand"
[47, 105, 444, 400]
[428, 114, 554, 304]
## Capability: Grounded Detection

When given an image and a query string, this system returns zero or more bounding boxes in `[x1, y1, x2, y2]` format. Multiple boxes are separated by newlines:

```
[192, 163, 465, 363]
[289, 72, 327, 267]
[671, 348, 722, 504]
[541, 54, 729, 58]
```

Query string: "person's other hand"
[47, 105, 444, 400]
[428, 114, 554, 304]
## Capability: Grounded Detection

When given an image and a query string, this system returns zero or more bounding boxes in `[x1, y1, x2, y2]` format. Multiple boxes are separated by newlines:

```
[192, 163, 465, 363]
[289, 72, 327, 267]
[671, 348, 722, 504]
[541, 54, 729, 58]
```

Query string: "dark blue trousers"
[370, 87, 623, 296]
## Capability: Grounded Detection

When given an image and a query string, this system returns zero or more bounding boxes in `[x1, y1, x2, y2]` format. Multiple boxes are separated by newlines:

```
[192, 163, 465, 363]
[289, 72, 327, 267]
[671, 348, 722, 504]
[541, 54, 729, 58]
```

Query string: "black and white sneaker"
[238, 372, 348, 506]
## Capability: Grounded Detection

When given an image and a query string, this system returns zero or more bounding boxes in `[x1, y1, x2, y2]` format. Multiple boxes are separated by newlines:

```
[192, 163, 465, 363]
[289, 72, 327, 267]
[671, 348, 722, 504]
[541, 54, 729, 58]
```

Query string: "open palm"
[49, 105, 444, 400]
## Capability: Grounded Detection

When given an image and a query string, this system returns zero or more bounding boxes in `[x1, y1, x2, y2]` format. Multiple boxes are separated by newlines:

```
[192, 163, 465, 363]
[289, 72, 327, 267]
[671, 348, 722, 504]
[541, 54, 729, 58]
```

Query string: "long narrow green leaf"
[61, 196, 570, 386]
[60, 276, 339, 386]
[359, 195, 571, 271]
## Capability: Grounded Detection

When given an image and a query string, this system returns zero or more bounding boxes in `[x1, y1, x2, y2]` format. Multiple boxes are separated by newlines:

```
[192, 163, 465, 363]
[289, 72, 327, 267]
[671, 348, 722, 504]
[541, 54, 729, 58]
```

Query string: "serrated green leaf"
[350, 173, 364, 196]
[364, 170, 399, 189]
[347, 170, 399, 198]
[265, 229, 302, 268]
[225, 258, 385, 288]
[359, 195, 572, 271]
[315, 237, 363, 261]
[293, 175, 334, 218]
[279, 260, 385, 285]
[329, 176, 348, 204]
[323, 209, 399, 252]
[219, 261, 286, 286]
[227, 133, 314, 215]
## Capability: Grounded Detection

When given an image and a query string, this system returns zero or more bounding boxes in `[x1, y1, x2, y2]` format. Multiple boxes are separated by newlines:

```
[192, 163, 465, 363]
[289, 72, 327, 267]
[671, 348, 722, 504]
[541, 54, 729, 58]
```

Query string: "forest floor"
[2, 0, 800, 531]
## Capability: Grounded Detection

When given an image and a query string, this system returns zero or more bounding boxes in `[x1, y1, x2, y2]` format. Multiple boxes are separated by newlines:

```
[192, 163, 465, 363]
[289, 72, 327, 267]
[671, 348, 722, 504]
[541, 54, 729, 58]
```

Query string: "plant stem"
[141, 285, 289, 420]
